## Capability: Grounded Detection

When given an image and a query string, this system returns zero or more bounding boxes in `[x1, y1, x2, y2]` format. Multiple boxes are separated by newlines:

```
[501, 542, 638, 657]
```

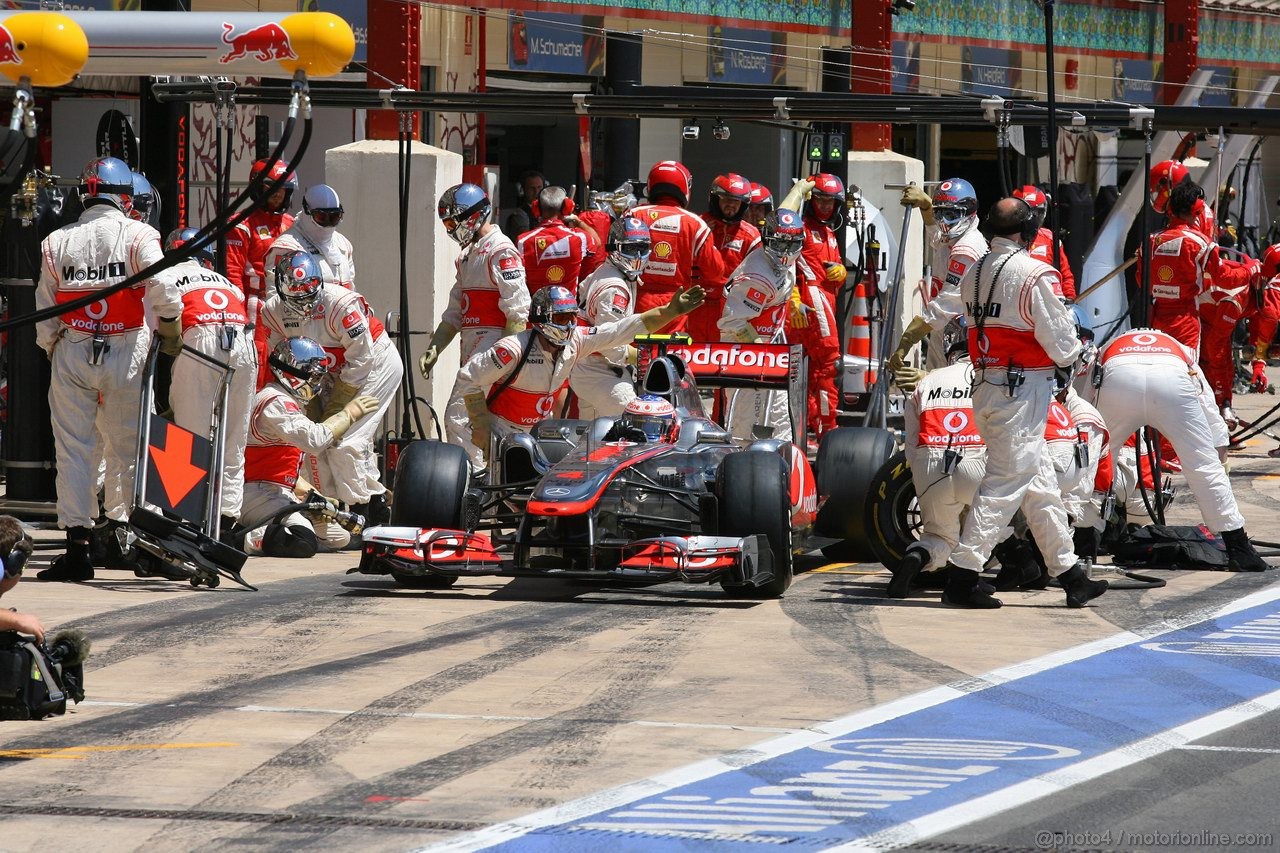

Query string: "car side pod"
[617, 534, 773, 586]
[353, 525, 502, 578]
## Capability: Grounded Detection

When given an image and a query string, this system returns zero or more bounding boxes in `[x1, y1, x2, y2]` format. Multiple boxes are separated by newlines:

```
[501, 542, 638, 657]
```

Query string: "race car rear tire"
[814, 427, 897, 562]
[390, 440, 469, 529]
[389, 441, 469, 590]
[865, 451, 921, 570]
[718, 451, 793, 598]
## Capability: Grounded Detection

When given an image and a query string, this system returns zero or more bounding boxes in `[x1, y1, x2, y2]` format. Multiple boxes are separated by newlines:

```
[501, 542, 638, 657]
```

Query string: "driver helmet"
[761, 208, 805, 270]
[303, 184, 344, 228]
[932, 178, 979, 241]
[164, 227, 214, 270]
[708, 173, 752, 222]
[274, 250, 324, 316]
[1149, 159, 1190, 215]
[438, 183, 491, 248]
[529, 285, 578, 347]
[129, 171, 160, 225]
[618, 394, 677, 442]
[78, 156, 134, 212]
[943, 317, 969, 363]
[1012, 185, 1048, 229]
[607, 216, 651, 281]
[268, 336, 328, 402]
[249, 159, 297, 213]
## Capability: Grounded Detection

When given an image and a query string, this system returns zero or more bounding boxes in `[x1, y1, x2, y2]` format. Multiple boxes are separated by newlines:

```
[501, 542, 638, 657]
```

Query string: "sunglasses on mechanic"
[309, 206, 344, 228]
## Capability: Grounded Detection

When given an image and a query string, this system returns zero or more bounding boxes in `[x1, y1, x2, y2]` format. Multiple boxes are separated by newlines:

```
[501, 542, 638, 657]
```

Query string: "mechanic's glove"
[419, 322, 459, 379]
[322, 379, 361, 419]
[157, 317, 184, 357]
[645, 286, 705, 331]
[1252, 359, 1269, 391]
[504, 317, 527, 336]
[788, 288, 810, 328]
[723, 323, 760, 344]
[824, 262, 848, 284]
[893, 365, 927, 392]
[886, 315, 933, 374]
[900, 184, 935, 226]
[322, 395, 381, 441]
[465, 392, 493, 451]
[779, 177, 816, 213]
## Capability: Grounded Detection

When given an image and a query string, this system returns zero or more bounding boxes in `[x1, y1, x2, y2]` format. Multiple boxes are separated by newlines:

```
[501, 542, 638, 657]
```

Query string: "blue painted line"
[470, 592, 1280, 851]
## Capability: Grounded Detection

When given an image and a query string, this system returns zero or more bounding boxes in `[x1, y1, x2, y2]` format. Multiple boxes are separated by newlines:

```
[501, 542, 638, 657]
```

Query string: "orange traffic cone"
[847, 281, 875, 387]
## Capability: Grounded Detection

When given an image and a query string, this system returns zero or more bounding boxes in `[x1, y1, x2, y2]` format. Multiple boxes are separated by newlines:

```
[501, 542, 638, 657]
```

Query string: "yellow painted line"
[0, 742, 238, 761]
[809, 563, 887, 575]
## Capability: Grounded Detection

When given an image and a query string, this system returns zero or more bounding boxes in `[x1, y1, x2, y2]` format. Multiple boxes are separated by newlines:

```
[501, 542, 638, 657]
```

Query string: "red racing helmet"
[249, 159, 297, 212]
[1261, 243, 1280, 283]
[1149, 159, 1190, 215]
[647, 160, 694, 208]
[708, 173, 752, 222]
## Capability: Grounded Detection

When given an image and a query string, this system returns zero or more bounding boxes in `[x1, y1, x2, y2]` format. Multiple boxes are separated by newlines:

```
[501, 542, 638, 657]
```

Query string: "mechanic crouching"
[0, 518, 41, 642]
[239, 337, 379, 557]
[938, 198, 1107, 609]
[444, 285, 705, 471]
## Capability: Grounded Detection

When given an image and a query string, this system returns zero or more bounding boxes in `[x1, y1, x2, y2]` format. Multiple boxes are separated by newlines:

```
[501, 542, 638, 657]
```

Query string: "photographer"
[0, 516, 41, 642]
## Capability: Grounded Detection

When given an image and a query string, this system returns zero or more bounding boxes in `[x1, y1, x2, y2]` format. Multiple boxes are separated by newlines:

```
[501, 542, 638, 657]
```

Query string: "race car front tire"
[814, 427, 897, 562]
[718, 451, 793, 598]
[388, 440, 469, 589]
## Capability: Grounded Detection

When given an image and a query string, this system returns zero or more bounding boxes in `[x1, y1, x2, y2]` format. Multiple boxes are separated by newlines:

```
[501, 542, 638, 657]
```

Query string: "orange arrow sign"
[150, 422, 208, 509]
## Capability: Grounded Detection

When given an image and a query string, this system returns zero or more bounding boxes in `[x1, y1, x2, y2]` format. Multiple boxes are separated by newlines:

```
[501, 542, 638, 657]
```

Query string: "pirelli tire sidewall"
[388, 440, 470, 589]
[814, 427, 897, 562]
[865, 450, 919, 571]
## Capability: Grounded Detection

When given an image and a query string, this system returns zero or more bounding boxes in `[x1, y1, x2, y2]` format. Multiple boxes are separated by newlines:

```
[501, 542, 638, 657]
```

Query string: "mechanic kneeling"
[239, 337, 378, 557]
[446, 284, 704, 470]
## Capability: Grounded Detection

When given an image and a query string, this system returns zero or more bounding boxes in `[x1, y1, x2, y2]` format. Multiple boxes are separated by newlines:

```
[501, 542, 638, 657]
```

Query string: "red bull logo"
[0, 24, 21, 66]
[219, 21, 297, 65]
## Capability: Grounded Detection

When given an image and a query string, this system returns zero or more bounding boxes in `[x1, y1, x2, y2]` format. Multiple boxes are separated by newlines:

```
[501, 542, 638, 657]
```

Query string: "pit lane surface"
[3, 395, 1280, 853]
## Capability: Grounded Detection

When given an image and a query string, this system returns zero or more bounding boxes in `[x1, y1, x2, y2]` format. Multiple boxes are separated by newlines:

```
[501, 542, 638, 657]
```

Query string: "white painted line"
[832, 688, 1280, 852]
[1177, 744, 1280, 755]
[417, 582, 1280, 853]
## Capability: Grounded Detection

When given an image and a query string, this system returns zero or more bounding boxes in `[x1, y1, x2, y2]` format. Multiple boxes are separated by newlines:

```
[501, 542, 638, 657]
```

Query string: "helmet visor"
[764, 236, 804, 265]
[624, 414, 671, 441]
[310, 207, 344, 228]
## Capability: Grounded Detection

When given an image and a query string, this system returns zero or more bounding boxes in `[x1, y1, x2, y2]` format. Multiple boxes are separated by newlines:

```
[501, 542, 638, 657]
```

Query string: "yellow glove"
[788, 288, 809, 328]
[321, 395, 381, 440]
[893, 365, 927, 392]
[824, 262, 847, 284]
[464, 392, 493, 451]
[779, 177, 816, 213]
[724, 324, 760, 344]
[420, 322, 459, 378]
[900, 185, 935, 226]
[505, 318, 527, 335]
[322, 379, 361, 419]
[886, 315, 933, 374]
[157, 317, 183, 357]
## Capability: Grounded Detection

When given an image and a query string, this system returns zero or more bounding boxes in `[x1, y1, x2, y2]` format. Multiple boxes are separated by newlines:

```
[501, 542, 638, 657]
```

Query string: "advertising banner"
[509, 12, 603, 76]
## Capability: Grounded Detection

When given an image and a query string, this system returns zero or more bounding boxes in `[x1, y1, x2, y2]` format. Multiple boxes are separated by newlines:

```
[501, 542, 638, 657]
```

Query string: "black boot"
[941, 565, 1002, 609]
[1222, 528, 1271, 572]
[993, 538, 1041, 591]
[887, 547, 929, 599]
[1059, 562, 1108, 608]
[1018, 537, 1051, 590]
[366, 493, 391, 526]
[38, 527, 94, 582]
[1073, 526, 1101, 562]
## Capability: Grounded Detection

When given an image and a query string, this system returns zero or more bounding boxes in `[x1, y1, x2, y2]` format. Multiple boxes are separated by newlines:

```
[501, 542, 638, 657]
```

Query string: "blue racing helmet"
[130, 171, 160, 224]
[932, 178, 979, 240]
[79, 156, 134, 211]
[530, 285, 578, 347]
[607, 216, 651, 281]
[438, 183, 491, 248]
[269, 336, 329, 402]
[164, 227, 215, 270]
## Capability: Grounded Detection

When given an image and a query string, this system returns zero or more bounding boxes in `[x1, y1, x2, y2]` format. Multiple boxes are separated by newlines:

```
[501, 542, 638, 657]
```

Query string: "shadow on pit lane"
[336, 577, 766, 608]
[814, 578, 958, 608]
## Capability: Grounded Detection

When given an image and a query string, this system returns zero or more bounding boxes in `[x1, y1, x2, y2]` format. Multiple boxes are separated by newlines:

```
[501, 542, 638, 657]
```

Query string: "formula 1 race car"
[356, 339, 895, 598]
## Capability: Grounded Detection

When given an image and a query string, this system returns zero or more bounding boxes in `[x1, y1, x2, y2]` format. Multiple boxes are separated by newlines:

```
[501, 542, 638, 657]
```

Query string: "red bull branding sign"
[219, 21, 297, 64]
[0, 23, 22, 68]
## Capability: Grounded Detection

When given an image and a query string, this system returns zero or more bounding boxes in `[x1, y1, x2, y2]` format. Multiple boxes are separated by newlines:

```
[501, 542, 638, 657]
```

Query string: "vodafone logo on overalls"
[86, 299, 109, 320]
[322, 351, 339, 370]
[536, 395, 556, 418]
[204, 290, 230, 310]
[1051, 406, 1071, 427]
[943, 411, 969, 434]
[460, 293, 470, 314]
[1132, 332, 1158, 345]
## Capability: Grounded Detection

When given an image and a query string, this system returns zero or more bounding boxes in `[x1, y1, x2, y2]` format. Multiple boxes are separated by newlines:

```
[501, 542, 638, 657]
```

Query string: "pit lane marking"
[0, 742, 238, 761]
[75, 701, 803, 735]
[422, 582, 1280, 852]
[809, 564, 886, 575]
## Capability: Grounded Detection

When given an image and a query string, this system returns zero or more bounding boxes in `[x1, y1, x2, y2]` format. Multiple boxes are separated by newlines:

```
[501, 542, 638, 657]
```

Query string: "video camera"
[0, 629, 89, 721]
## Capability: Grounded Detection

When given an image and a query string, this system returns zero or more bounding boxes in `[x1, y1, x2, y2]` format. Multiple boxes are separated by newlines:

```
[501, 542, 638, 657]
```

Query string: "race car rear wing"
[635, 337, 807, 441]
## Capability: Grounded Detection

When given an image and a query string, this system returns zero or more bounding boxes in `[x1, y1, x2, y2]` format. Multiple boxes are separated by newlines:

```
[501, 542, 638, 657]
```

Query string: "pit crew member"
[36, 156, 183, 582]
[516, 185, 593, 296]
[692, 173, 761, 343]
[1013, 185, 1075, 299]
[794, 173, 847, 301]
[265, 184, 355, 290]
[569, 216, 651, 419]
[746, 183, 775, 229]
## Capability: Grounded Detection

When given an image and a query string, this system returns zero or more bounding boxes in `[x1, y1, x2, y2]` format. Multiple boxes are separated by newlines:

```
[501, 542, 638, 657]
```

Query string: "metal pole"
[1041, 0, 1062, 272]
[865, 203, 913, 429]
[1140, 119, 1154, 328]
